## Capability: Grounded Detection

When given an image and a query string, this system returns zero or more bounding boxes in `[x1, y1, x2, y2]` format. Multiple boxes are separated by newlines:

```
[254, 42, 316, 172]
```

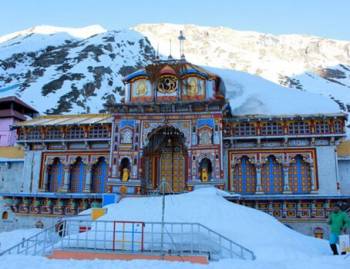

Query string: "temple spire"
[178, 30, 186, 60]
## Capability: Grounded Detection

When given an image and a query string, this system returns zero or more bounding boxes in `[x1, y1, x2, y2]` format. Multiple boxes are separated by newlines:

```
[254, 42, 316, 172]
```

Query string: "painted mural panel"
[131, 79, 152, 102]
[183, 77, 205, 101]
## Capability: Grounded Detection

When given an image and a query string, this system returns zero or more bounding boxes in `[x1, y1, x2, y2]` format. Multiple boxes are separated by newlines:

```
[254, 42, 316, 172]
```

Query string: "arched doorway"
[143, 126, 187, 193]
[91, 157, 108, 193]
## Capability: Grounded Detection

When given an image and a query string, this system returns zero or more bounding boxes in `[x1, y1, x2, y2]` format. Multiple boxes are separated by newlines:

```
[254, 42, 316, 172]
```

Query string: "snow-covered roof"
[16, 114, 112, 127]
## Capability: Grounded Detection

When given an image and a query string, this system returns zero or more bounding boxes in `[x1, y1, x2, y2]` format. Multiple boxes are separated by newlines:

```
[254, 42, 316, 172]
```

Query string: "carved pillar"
[43, 164, 50, 191]
[84, 164, 92, 193]
[61, 164, 71, 192]
[230, 160, 235, 192]
[283, 163, 291, 193]
[310, 162, 317, 193]
[255, 163, 263, 194]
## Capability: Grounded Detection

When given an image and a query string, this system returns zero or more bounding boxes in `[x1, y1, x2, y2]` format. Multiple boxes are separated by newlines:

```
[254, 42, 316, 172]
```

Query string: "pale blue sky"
[1, 0, 349, 40]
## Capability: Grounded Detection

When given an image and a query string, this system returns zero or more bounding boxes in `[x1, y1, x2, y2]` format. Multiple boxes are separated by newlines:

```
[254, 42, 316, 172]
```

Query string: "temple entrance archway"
[142, 126, 187, 193]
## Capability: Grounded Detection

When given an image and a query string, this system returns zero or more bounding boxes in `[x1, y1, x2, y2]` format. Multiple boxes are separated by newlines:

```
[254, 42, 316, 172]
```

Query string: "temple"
[0, 56, 349, 239]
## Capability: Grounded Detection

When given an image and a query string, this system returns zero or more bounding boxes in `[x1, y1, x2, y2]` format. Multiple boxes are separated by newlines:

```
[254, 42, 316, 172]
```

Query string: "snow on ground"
[0, 188, 349, 268]
[0, 254, 349, 269]
[0, 228, 41, 251]
[98, 187, 329, 260]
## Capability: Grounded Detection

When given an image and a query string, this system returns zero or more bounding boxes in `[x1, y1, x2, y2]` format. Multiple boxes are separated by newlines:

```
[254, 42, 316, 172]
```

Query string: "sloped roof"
[0, 146, 24, 159]
[15, 114, 112, 127]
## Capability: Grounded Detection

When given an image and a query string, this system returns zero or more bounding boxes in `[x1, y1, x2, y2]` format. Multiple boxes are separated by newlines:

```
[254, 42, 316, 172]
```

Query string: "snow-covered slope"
[98, 188, 329, 260]
[0, 23, 348, 115]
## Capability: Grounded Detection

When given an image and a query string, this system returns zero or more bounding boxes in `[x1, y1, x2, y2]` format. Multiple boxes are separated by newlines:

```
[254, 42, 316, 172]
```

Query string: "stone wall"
[338, 158, 350, 195]
[316, 146, 339, 195]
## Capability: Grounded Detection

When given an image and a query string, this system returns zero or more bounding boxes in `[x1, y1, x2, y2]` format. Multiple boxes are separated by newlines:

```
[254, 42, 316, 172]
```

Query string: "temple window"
[66, 126, 84, 139]
[120, 129, 133, 144]
[233, 156, 257, 194]
[288, 121, 310, 135]
[27, 128, 41, 140]
[236, 123, 256, 136]
[261, 156, 283, 194]
[315, 121, 330, 134]
[288, 155, 311, 194]
[47, 128, 62, 140]
[261, 122, 283, 136]
[89, 126, 109, 138]
[334, 120, 344, 133]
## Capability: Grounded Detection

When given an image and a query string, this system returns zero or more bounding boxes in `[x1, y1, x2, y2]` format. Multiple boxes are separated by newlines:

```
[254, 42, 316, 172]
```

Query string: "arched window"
[48, 157, 64, 192]
[2, 211, 8, 220]
[288, 155, 311, 194]
[119, 157, 131, 182]
[233, 156, 256, 194]
[91, 157, 108, 193]
[261, 156, 283, 194]
[70, 157, 86, 192]
[198, 128, 212, 145]
[120, 129, 133, 144]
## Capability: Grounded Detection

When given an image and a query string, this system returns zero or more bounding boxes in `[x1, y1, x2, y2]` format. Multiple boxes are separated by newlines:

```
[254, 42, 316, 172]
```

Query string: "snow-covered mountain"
[0, 23, 348, 115]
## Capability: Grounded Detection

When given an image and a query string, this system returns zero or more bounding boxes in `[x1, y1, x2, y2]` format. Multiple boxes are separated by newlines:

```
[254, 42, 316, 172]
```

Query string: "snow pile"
[97, 187, 329, 260]
[0, 228, 41, 251]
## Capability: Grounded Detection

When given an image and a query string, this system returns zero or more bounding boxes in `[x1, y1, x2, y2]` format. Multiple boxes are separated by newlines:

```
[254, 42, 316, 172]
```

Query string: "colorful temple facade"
[1, 58, 349, 238]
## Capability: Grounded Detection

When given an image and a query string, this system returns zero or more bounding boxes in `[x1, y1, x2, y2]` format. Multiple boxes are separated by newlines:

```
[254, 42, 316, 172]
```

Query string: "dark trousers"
[330, 244, 338, 255]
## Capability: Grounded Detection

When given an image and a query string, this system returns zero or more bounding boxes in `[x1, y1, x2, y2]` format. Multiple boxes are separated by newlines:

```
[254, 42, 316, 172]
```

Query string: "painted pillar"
[43, 164, 50, 191]
[283, 164, 291, 193]
[84, 164, 92, 192]
[256, 164, 263, 193]
[62, 164, 71, 192]
[230, 159, 235, 192]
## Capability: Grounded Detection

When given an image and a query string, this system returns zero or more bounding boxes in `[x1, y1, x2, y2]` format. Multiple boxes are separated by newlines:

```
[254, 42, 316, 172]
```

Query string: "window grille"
[27, 128, 41, 140]
[288, 121, 310, 135]
[315, 121, 330, 134]
[261, 122, 283, 136]
[88, 126, 109, 138]
[236, 123, 256, 136]
[334, 120, 343, 133]
[46, 128, 62, 139]
[66, 126, 84, 139]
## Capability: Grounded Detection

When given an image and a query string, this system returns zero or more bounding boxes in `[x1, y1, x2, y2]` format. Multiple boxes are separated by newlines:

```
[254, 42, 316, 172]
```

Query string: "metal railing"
[0, 224, 61, 256]
[0, 219, 255, 260]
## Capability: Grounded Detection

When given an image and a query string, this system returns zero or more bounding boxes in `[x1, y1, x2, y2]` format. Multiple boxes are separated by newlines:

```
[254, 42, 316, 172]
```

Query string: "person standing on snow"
[328, 204, 349, 255]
